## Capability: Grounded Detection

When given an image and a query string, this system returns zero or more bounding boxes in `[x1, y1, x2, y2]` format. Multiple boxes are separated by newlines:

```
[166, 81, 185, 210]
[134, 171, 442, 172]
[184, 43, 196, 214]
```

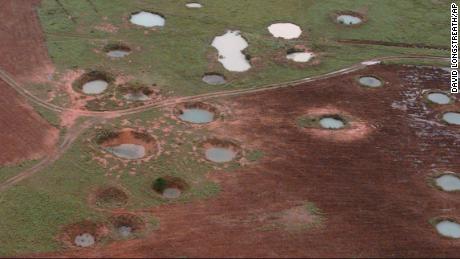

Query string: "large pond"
[179, 108, 214, 124]
[436, 220, 460, 238]
[105, 144, 146, 160]
[205, 147, 236, 163]
[82, 80, 108, 95]
[435, 174, 460, 191]
[211, 30, 251, 72]
[267, 23, 302, 39]
[130, 11, 165, 27]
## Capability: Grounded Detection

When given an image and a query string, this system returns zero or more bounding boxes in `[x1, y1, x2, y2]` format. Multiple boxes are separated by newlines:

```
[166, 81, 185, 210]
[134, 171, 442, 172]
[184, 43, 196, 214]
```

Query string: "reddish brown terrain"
[0, 0, 53, 82]
[0, 0, 58, 165]
[43, 65, 460, 258]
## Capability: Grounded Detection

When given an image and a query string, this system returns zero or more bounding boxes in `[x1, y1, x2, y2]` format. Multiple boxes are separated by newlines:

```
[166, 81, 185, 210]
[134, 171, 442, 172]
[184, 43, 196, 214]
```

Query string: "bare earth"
[0, 0, 58, 165]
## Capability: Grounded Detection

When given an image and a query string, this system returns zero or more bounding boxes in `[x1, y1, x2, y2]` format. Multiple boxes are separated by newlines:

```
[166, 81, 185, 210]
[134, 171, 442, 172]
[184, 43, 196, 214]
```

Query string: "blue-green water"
[179, 108, 214, 124]
[205, 147, 236, 163]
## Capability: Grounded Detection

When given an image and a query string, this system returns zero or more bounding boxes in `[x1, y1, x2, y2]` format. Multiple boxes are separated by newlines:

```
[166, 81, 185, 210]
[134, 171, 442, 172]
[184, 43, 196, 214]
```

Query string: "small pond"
[105, 144, 146, 160]
[205, 147, 236, 163]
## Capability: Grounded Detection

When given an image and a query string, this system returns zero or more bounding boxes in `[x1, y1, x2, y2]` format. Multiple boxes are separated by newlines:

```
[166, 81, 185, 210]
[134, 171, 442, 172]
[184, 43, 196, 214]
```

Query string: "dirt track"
[0, 117, 96, 191]
[0, 55, 449, 118]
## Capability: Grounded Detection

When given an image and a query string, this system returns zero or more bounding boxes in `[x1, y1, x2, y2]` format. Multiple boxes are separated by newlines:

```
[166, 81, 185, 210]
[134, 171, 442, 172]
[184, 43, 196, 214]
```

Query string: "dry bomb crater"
[59, 221, 107, 249]
[92, 186, 129, 209]
[109, 213, 145, 238]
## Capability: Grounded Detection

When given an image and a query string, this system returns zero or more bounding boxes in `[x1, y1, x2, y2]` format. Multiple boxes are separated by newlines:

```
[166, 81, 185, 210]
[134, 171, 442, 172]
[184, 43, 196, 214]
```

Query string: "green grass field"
[37, 0, 449, 98]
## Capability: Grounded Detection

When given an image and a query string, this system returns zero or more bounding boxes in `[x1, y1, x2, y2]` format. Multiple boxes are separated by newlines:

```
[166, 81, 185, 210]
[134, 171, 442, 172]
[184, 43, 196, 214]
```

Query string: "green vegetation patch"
[37, 0, 449, 100]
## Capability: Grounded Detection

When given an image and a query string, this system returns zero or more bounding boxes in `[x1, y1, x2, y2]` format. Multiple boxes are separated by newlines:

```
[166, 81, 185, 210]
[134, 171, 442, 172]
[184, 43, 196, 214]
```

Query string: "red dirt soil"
[0, 0, 54, 82]
[0, 0, 58, 165]
[41, 65, 460, 258]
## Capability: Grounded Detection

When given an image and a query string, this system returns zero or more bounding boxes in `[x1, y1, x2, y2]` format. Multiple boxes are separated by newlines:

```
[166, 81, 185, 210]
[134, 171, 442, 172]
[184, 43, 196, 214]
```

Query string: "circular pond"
[74, 71, 113, 95]
[202, 139, 240, 163]
[130, 11, 165, 27]
[436, 220, 460, 238]
[105, 144, 145, 160]
[337, 14, 362, 25]
[82, 80, 108, 95]
[74, 233, 95, 247]
[319, 116, 346, 129]
[176, 102, 217, 124]
[205, 147, 237, 163]
[286, 51, 314, 63]
[427, 92, 451, 104]
[267, 23, 302, 39]
[435, 174, 460, 191]
[359, 76, 382, 88]
[442, 112, 460, 125]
